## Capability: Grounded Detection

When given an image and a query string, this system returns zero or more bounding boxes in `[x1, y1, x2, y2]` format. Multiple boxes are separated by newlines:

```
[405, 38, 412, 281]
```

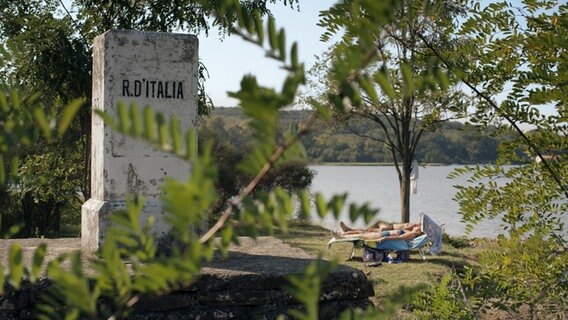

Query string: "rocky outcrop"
[0, 237, 374, 319]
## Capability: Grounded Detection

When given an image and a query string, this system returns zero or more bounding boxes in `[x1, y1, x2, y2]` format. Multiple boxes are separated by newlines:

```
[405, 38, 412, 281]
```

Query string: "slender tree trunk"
[21, 192, 34, 237]
[53, 204, 61, 234]
[399, 93, 413, 223]
[400, 156, 411, 223]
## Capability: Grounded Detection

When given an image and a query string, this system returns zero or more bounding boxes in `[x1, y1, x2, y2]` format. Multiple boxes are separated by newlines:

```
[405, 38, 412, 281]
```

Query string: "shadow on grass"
[232, 221, 328, 239]
[346, 255, 473, 271]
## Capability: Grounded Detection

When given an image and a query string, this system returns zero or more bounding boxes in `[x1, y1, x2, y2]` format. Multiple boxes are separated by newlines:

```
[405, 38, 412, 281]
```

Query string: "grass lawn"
[269, 221, 500, 315]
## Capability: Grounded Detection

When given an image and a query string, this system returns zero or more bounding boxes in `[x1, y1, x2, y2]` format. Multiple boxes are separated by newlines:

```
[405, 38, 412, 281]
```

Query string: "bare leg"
[365, 221, 394, 232]
[331, 230, 344, 239]
[391, 223, 407, 229]
[332, 230, 385, 241]
[340, 221, 387, 234]
[339, 221, 354, 232]
[339, 221, 368, 233]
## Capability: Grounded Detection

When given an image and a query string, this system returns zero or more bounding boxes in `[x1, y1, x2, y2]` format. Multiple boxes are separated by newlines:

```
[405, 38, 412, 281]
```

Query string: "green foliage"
[442, 234, 475, 249]
[0, 127, 84, 238]
[161, 150, 218, 241]
[297, 189, 312, 221]
[440, 0, 567, 192]
[41, 252, 99, 319]
[450, 164, 567, 237]
[412, 272, 474, 320]
[414, 235, 568, 319]
[411, 1, 568, 318]
[98, 102, 199, 161]
[0, 83, 83, 237]
[15, 149, 83, 237]
[26, 148, 221, 318]
[74, 0, 298, 40]
[198, 109, 315, 217]
[473, 235, 568, 318]
[282, 259, 335, 320]
[0, 8, 90, 233]
[0, 0, 566, 319]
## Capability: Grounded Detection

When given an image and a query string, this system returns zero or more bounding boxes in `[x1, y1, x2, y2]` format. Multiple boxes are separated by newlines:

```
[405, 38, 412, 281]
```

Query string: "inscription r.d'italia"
[122, 79, 184, 99]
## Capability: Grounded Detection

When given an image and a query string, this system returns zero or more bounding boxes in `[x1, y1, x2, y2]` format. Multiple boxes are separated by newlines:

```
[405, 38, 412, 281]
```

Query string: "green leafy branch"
[281, 259, 335, 320]
[319, 1, 459, 115]
[409, 3, 568, 198]
[95, 102, 197, 162]
[0, 89, 83, 185]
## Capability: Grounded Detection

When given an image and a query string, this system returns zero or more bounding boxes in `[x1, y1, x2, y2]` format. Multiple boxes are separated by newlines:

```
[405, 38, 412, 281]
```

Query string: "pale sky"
[199, 1, 336, 107]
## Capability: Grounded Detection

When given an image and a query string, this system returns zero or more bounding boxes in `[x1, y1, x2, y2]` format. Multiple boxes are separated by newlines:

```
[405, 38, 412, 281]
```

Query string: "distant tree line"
[202, 108, 518, 165]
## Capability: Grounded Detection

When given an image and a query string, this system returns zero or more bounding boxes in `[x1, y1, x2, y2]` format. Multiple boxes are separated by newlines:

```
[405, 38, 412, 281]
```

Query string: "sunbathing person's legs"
[332, 229, 397, 241]
[332, 230, 375, 240]
[339, 221, 394, 235]
[339, 221, 358, 232]
[368, 221, 393, 231]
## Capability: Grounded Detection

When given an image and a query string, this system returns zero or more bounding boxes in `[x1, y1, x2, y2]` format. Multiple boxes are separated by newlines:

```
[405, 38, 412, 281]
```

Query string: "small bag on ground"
[362, 246, 387, 262]
[395, 251, 410, 262]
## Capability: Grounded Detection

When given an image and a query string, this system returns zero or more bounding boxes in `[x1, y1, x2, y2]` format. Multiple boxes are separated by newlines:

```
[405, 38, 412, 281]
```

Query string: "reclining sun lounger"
[327, 212, 444, 261]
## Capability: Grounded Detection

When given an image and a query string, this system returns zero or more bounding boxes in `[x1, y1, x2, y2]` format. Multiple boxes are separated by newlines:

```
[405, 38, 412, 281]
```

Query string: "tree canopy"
[0, 0, 566, 319]
[304, 0, 472, 222]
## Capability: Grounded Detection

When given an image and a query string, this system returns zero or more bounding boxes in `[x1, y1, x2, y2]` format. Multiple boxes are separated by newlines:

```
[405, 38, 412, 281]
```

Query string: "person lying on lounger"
[339, 220, 421, 235]
[332, 224, 423, 243]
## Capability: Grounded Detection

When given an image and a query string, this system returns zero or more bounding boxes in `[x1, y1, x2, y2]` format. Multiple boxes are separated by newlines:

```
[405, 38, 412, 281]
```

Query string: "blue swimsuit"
[380, 229, 406, 237]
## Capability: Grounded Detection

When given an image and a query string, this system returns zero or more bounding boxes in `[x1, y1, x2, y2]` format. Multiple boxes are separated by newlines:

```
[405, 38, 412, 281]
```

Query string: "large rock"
[0, 237, 374, 319]
[132, 237, 375, 319]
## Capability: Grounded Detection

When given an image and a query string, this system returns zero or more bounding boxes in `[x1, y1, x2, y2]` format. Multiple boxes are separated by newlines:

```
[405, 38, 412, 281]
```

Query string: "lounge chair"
[327, 212, 444, 261]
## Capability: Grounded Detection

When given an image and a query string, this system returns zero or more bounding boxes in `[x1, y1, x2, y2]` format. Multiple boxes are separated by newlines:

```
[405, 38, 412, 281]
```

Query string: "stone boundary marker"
[82, 30, 199, 251]
[0, 237, 374, 319]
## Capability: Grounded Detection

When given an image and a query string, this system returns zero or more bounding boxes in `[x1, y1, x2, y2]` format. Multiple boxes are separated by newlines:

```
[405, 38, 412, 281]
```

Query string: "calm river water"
[310, 165, 514, 238]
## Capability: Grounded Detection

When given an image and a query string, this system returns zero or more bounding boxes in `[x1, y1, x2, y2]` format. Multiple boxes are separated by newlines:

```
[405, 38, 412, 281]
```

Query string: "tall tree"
[412, 1, 567, 317]
[416, 0, 568, 237]
[311, 0, 468, 222]
[0, 0, 91, 198]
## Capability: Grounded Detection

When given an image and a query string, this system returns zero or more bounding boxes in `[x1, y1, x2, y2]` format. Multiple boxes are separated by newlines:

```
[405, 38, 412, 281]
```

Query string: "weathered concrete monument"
[0, 28, 376, 320]
[82, 30, 198, 251]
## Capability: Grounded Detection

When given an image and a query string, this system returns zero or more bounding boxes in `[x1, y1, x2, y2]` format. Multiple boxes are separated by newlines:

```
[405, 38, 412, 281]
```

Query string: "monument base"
[81, 198, 169, 252]
[82, 198, 110, 252]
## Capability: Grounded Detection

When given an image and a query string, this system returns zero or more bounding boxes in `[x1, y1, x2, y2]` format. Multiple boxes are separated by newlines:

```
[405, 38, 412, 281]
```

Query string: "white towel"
[420, 212, 443, 255]
[410, 160, 419, 194]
